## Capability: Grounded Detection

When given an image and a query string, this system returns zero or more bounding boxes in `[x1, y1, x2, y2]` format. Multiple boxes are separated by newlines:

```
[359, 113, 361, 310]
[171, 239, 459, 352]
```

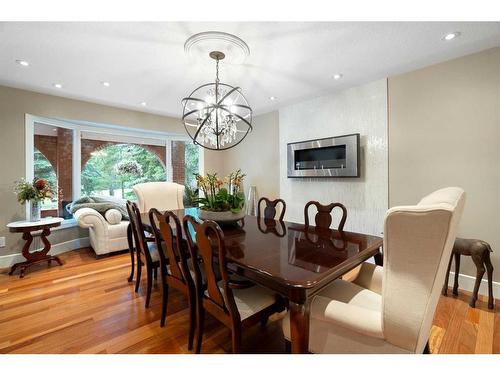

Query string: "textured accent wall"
[279, 79, 388, 236]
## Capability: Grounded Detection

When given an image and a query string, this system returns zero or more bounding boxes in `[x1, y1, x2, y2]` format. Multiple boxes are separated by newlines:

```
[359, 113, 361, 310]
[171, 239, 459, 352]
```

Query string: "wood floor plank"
[0, 247, 497, 354]
[475, 309, 495, 354]
[428, 325, 445, 354]
[436, 297, 469, 353]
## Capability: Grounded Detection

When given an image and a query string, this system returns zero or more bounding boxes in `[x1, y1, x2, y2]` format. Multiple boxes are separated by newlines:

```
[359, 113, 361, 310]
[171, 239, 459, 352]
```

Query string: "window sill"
[51, 218, 78, 231]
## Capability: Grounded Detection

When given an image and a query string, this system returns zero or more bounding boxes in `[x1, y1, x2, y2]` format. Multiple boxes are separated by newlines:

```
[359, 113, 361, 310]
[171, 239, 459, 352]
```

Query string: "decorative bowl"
[198, 208, 246, 224]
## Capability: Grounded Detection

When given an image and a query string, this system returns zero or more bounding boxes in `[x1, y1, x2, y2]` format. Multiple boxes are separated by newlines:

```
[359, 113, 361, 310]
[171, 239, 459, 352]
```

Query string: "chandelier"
[182, 51, 252, 151]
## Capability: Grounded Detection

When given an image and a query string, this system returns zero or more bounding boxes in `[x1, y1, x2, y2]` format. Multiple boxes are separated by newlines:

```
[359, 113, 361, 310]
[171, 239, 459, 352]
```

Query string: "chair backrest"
[183, 215, 240, 323]
[382, 187, 465, 353]
[133, 182, 185, 213]
[149, 208, 192, 288]
[257, 197, 286, 221]
[304, 201, 347, 232]
[126, 200, 154, 266]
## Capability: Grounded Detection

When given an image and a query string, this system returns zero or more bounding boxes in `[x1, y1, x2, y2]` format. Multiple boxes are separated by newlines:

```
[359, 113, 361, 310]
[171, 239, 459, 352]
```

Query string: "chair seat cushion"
[352, 262, 383, 295]
[309, 279, 383, 339]
[317, 278, 382, 312]
[147, 242, 160, 263]
[205, 281, 277, 320]
[282, 278, 388, 353]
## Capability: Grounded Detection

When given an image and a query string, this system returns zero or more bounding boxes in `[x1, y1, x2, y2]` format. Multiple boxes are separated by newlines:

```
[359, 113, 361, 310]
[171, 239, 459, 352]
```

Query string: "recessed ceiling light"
[53, 83, 63, 89]
[101, 81, 110, 87]
[16, 59, 30, 67]
[443, 32, 460, 41]
[333, 74, 343, 80]
[140, 102, 147, 107]
[269, 96, 277, 101]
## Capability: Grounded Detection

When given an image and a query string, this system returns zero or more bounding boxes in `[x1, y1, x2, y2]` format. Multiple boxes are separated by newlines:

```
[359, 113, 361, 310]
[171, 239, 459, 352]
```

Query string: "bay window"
[26, 115, 202, 222]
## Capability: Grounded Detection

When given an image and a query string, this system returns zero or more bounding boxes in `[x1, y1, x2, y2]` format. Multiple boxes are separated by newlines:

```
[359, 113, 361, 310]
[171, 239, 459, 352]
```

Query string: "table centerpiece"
[195, 169, 246, 224]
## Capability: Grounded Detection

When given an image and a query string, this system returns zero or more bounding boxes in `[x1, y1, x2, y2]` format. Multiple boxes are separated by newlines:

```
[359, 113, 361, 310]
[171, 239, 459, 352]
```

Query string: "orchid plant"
[195, 169, 246, 213]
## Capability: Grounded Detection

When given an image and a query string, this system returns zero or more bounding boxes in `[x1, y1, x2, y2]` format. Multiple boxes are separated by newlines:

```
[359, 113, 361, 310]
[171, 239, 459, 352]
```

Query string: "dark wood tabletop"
[139, 207, 383, 353]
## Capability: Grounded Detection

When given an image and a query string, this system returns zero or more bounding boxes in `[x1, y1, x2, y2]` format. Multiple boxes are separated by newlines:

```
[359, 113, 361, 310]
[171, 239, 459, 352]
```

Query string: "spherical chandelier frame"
[181, 51, 253, 151]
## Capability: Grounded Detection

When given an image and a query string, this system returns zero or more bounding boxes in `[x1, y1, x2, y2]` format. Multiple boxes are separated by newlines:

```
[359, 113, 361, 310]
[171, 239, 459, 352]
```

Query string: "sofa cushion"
[105, 209, 122, 225]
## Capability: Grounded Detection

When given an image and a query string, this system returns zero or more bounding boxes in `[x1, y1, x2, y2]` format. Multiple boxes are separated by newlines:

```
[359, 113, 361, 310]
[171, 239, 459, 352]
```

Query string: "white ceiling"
[1, 22, 500, 118]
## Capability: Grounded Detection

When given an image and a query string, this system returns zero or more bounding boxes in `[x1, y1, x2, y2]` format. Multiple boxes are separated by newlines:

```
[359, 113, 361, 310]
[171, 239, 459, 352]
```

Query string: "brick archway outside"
[80, 140, 168, 169]
[35, 133, 186, 216]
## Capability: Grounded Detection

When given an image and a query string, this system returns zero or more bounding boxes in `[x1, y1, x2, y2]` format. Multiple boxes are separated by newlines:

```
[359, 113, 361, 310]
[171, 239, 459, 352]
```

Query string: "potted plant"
[195, 169, 246, 224]
[14, 178, 56, 221]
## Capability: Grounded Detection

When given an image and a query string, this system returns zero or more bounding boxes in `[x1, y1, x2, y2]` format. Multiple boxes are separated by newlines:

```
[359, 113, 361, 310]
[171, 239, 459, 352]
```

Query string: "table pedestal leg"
[289, 300, 311, 354]
[9, 228, 62, 278]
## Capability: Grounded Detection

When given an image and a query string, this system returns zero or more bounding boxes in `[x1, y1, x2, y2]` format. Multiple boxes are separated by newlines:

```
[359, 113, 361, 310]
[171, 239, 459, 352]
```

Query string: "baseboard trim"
[448, 271, 500, 297]
[0, 237, 89, 269]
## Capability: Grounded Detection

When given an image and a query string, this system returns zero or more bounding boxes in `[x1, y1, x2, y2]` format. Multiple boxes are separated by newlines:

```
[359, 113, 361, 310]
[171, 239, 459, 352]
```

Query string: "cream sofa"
[282, 187, 466, 354]
[74, 207, 130, 256]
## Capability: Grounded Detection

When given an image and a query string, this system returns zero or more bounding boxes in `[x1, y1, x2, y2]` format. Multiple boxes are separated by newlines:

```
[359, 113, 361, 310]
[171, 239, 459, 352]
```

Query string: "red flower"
[34, 179, 47, 190]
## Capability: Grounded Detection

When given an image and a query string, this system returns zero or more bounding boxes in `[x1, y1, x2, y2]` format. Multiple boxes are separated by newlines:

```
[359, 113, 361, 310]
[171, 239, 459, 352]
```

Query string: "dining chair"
[282, 187, 466, 353]
[257, 197, 286, 221]
[133, 181, 185, 213]
[149, 209, 196, 350]
[183, 215, 284, 353]
[304, 200, 347, 232]
[126, 201, 160, 308]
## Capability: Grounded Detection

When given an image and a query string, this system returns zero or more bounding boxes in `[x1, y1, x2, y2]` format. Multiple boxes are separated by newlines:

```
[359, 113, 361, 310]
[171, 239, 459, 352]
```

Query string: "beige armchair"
[282, 187, 466, 353]
[132, 182, 185, 213]
[73, 207, 129, 256]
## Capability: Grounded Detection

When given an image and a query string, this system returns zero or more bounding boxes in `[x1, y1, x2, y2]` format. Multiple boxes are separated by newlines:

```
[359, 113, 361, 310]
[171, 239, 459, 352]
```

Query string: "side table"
[6, 217, 64, 278]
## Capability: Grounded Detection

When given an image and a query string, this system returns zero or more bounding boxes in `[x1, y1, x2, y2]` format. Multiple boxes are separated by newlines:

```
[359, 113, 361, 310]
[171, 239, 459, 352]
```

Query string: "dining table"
[137, 207, 383, 354]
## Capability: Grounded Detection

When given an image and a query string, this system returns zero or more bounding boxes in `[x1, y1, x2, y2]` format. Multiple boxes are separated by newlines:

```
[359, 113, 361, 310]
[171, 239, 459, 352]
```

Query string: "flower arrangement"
[195, 169, 246, 213]
[14, 178, 55, 204]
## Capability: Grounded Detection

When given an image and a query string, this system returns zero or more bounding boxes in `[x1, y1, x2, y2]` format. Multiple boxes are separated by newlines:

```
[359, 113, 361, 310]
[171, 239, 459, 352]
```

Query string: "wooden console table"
[7, 217, 64, 278]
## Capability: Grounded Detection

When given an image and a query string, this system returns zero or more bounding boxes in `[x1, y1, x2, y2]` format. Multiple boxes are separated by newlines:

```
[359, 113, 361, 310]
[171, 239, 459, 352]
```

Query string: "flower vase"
[246, 185, 258, 216]
[30, 200, 41, 222]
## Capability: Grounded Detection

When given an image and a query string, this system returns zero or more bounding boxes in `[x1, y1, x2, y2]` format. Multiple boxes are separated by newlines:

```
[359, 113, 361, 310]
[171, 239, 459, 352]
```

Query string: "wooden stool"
[442, 238, 494, 309]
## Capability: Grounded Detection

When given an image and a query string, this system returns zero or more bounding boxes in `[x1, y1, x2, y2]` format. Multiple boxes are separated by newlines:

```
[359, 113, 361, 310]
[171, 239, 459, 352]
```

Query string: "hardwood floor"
[0, 248, 497, 354]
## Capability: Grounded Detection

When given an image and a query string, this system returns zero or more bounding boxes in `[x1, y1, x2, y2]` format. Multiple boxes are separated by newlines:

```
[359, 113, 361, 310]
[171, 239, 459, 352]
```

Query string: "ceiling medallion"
[184, 31, 250, 65]
[182, 33, 252, 151]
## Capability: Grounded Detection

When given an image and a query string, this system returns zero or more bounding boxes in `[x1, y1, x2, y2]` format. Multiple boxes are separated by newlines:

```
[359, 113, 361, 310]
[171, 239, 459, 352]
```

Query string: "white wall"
[388, 46, 500, 282]
[222, 111, 280, 201]
[279, 79, 388, 236]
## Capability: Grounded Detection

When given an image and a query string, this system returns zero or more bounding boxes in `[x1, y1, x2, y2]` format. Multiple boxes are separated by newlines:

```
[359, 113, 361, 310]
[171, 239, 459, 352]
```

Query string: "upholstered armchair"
[282, 187, 466, 353]
[133, 182, 185, 213]
[73, 207, 130, 256]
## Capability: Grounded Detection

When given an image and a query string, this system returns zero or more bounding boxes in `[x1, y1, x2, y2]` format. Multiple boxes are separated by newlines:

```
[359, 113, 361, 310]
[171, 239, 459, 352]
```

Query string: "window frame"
[25, 114, 204, 223]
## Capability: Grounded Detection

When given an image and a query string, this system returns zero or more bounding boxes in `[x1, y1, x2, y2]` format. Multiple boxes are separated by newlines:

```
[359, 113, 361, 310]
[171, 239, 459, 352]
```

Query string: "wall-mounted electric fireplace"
[287, 133, 360, 178]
